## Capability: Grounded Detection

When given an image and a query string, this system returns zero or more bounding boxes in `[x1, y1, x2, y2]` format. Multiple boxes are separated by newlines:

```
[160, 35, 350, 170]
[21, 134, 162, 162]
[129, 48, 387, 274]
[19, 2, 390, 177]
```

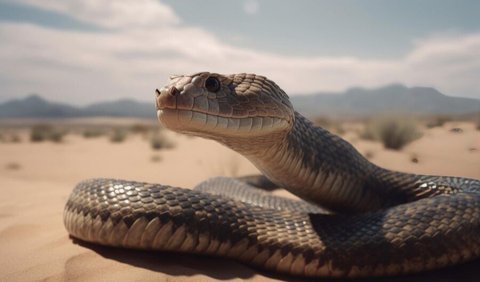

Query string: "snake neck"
[224, 112, 420, 212]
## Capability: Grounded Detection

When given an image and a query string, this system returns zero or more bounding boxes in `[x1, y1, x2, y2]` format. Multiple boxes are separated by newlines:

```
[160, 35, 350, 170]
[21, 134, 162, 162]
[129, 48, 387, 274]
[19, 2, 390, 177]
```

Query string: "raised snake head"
[155, 72, 294, 141]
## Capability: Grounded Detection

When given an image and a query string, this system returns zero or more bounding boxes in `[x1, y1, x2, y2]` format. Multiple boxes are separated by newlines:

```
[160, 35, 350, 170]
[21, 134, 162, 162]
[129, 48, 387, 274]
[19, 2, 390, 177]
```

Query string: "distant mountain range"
[292, 84, 480, 118]
[0, 95, 156, 118]
[0, 84, 478, 119]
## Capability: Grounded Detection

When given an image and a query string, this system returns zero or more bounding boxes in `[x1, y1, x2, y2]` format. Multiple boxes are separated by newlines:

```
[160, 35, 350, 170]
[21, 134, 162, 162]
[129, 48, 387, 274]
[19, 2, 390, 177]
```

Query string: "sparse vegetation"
[130, 123, 152, 135]
[82, 129, 106, 138]
[361, 116, 422, 150]
[425, 115, 451, 128]
[150, 130, 174, 150]
[0, 131, 21, 143]
[10, 134, 21, 143]
[110, 128, 127, 143]
[30, 124, 66, 143]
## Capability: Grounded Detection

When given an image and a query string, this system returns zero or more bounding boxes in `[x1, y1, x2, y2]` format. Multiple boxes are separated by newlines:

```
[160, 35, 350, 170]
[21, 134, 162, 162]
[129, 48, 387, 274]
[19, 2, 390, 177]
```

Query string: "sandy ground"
[0, 119, 479, 281]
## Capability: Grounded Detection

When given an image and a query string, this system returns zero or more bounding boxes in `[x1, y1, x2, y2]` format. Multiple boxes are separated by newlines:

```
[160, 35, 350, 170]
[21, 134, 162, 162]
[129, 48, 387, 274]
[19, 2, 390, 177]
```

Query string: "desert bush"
[425, 115, 451, 128]
[50, 131, 65, 143]
[130, 123, 152, 135]
[361, 116, 422, 150]
[82, 129, 106, 138]
[110, 129, 127, 143]
[10, 134, 21, 143]
[359, 120, 377, 141]
[30, 124, 50, 142]
[30, 124, 66, 143]
[150, 131, 174, 150]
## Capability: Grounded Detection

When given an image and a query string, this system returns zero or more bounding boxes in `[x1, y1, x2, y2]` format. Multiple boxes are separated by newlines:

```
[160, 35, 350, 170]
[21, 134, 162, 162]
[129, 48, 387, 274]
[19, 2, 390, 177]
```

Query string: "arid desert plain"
[0, 117, 479, 281]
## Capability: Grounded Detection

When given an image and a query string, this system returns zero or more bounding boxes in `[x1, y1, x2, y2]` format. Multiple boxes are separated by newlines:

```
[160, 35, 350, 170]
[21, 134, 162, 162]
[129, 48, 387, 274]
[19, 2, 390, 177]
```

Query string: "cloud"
[10, 0, 179, 28]
[0, 0, 479, 105]
[243, 0, 260, 15]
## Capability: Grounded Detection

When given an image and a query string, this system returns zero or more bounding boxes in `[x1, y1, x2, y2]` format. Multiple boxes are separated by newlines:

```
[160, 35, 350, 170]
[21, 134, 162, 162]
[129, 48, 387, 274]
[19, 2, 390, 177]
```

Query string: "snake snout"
[155, 86, 178, 110]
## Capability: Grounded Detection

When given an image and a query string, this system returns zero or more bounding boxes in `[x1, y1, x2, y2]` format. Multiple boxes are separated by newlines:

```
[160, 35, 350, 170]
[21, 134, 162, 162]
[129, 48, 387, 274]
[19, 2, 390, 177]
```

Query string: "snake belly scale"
[64, 72, 480, 278]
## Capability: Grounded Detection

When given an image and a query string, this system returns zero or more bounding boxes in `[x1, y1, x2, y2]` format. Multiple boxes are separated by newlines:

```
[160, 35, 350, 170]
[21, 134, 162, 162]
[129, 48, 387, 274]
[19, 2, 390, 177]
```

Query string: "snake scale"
[64, 72, 480, 278]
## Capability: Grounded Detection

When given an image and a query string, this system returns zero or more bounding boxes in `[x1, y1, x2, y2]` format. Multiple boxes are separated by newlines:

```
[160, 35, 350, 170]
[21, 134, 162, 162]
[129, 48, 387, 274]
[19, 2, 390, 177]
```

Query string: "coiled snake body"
[64, 72, 480, 278]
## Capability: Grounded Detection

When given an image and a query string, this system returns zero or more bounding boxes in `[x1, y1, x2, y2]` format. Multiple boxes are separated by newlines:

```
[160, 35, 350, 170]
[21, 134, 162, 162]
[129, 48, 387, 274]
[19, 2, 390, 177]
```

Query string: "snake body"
[64, 72, 480, 278]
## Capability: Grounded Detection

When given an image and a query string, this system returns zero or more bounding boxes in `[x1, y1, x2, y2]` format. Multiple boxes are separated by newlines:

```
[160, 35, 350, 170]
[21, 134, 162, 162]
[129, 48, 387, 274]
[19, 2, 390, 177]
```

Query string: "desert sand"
[0, 118, 479, 281]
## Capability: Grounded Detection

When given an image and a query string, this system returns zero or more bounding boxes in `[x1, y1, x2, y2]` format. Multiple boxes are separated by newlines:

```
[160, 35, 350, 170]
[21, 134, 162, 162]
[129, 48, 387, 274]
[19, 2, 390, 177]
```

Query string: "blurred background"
[0, 1, 479, 281]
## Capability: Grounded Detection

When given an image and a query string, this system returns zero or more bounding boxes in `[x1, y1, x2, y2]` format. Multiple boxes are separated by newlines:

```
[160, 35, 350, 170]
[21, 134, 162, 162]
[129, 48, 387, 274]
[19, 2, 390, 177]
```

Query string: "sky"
[0, 0, 479, 105]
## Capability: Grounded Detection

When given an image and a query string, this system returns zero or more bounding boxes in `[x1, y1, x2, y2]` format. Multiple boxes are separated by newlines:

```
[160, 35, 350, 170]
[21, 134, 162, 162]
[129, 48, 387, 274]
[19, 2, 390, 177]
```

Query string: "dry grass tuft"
[425, 115, 452, 128]
[110, 129, 127, 143]
[130, 123, 152, 135]
[30, 124, 66, 143]
[150, 130, 175, 150]
[0, 131, 22, 143]
[82, 129, 106, 138]
[10, 134, 22, 143]
[361, 116, 422, 150]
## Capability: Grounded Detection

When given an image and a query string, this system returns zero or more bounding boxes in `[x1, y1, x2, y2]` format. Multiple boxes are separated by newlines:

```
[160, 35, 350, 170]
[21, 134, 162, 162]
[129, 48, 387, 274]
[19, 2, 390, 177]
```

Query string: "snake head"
[155, 72, 294, 141]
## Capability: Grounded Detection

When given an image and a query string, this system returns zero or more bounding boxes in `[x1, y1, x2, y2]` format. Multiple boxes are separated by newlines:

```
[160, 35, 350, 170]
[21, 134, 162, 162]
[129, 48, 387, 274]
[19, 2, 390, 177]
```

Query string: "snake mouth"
[157, 108, 290, 137]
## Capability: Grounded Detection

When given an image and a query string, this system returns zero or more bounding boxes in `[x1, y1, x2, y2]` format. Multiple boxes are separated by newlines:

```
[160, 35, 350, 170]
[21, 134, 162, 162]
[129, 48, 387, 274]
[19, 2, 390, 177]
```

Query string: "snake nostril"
[169, 86, 180, 97]
[155, 89, 161, 96]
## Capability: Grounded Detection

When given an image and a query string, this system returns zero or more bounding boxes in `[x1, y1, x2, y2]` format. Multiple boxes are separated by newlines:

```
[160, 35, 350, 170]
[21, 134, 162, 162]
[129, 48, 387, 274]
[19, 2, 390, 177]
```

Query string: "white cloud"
[10, 0, 179, 28]
[243, 0, 260, 16]
[0, 0, 479, 105]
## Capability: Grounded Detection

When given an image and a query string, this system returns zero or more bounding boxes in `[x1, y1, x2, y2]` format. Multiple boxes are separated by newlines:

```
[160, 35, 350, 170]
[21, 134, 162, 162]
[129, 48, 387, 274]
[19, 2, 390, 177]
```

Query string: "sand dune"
[0, 120, 479, 281]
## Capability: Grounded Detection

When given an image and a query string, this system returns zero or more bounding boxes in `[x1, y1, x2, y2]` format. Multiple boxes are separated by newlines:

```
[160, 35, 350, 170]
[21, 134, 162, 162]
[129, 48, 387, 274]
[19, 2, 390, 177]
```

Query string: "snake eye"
[205, 76, 221, 92]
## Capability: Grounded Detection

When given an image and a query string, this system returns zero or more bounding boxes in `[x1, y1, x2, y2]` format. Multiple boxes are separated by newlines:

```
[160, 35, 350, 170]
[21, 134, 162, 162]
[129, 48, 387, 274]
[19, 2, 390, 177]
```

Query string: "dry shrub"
[425, 115, 452, 128]
[82, 129, 106, 138]
[10, 134, 21, 143]
[110, 129, 127, 143]
[130, 123, 152, 135]
[30, 124, 66, 143]
[150, 130, 174, 150]
[361, 116, 422, 150]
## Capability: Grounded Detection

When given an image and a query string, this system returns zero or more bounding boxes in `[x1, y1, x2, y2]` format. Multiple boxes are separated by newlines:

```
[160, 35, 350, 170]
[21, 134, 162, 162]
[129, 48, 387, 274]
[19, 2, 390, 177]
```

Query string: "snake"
[64, 72, 480, 278]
